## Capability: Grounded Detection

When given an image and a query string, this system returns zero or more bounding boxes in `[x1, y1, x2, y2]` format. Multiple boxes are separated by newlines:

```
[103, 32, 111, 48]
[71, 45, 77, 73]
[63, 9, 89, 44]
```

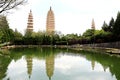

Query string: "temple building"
[91, 19, 95, 30]
[27, 10, 33, 32]
[46, 7, 55, 33]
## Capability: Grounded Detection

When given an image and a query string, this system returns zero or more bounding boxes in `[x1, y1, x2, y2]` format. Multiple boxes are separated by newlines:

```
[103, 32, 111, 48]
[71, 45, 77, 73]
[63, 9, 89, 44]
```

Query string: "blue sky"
[8, 0, 120, 34]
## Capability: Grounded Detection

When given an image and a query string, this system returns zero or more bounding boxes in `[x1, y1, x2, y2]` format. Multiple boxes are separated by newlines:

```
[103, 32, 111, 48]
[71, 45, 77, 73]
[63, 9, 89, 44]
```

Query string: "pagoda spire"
[91, 19, 95, 30]
[30, 9, 32, 12]
[50, 6, 52, 11]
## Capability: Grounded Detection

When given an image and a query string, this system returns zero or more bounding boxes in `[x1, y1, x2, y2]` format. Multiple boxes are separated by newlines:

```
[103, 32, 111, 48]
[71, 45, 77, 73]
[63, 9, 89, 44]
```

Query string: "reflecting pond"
[0, 47, 120, 80]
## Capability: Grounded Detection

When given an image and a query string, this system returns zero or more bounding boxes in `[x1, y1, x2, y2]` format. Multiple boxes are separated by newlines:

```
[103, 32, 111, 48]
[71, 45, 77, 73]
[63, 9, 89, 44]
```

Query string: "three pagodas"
[27, 7, 55, 33]
[27, 7, 96, 34]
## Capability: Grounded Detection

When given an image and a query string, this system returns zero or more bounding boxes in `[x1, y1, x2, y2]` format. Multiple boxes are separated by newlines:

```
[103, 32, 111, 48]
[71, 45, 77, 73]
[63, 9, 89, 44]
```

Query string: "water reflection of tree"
[1, 47, 67, 80]
[2, 47, 120, 80]
[76, 50, 120, 80]
[0, 56, 11, 80]
[92, 54, 120, 80]
[45, 48, 55, 80]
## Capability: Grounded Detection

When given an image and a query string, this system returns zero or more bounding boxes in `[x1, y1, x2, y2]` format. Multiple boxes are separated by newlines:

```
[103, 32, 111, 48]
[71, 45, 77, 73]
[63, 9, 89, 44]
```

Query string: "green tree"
[0, 15, 14, 43]
[0, 16, 9, 28]
[32, 31, 44, 45]
[102, 21, 109, 32]
[51, 33, 60, 45]
[83, 29, 95, 39]
[113, 12, 120, 36]
[13, 29, 23, 41]
[108, 17, 114, 32]
[64, 34, 79, 44]
[24, 30, 32, 38]
[94, 30, 112, 43]
[0, 30, 3, 43]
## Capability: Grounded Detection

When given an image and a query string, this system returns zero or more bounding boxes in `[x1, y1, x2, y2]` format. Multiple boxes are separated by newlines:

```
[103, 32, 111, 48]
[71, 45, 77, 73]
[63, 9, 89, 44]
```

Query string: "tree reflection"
[1, 48, 120, 80]
[77, 50, 120, 80]
[0, 55, 11, 80]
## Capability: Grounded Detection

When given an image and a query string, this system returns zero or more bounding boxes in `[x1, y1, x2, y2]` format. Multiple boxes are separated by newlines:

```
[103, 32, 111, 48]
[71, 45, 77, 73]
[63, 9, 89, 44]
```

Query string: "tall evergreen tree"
[0, 16, 9, 28]
[0, 15, 14, 42]
[113, 12, 120, 36]
[102, 21, 109, 32]
[108, 17, 114, 32]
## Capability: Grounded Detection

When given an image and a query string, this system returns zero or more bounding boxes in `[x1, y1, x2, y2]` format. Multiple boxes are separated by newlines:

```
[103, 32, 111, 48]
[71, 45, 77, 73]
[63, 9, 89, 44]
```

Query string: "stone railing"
[83, 41, 120, 49]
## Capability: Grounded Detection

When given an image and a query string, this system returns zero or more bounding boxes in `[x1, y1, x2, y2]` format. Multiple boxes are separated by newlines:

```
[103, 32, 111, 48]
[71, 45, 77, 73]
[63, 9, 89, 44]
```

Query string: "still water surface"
[0, 47, 120, 80]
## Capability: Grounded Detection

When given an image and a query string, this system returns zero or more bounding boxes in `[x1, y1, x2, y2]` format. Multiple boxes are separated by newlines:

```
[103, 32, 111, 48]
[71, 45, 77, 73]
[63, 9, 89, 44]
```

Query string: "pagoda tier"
[27, 10, 33, 32]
